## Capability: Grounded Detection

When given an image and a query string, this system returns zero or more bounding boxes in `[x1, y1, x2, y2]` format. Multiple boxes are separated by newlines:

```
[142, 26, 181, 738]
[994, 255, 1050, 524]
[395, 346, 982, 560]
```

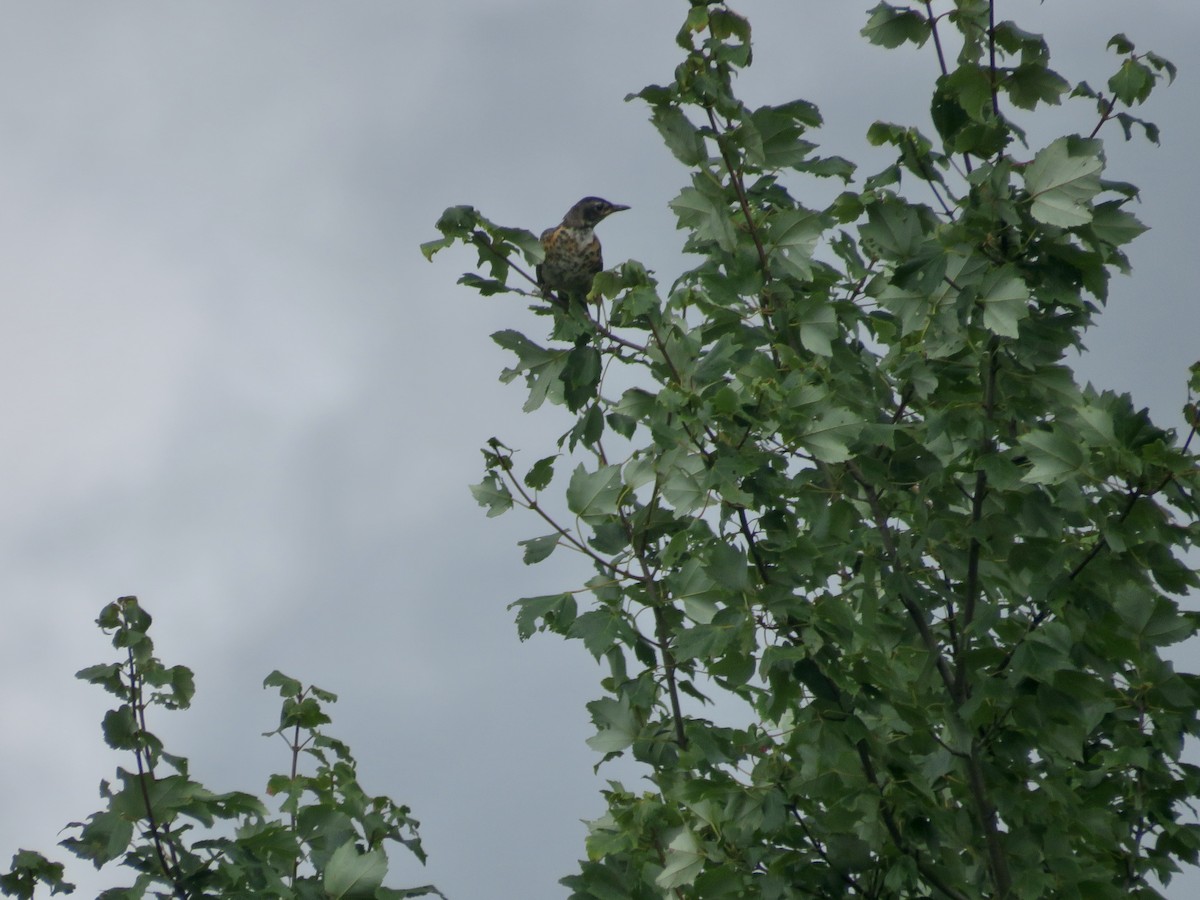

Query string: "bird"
[537, 197, 629, 303]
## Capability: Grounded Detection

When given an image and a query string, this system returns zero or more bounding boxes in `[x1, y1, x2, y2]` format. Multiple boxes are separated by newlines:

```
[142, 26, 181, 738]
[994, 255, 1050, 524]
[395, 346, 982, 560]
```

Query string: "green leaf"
[324, 841, 387, 899]
[524, 455, 557, 491]
[1087, 201, 1147, 247]
[569, 609, 623, 659]
[860, 199, 925, 259]
[651, 106, 707, 165]
[796, 408, 861, 463]
[767, 208, 823, 280]
[1107, 33, 1135, 55]
[670, 181, 737, 253]
[705, 541, 749, 591]
[562, 344, 602, 411]
[585, 696, 638, 754]
[1006, 63, 1069, 110]
[978, 268, 1030, 337]
[519, 533, 560, 565]
[60, 810, 134, 866]
[1018, 429, 1085, 484]
[656, 829, 705, 890]
[861, 3, 929, 48]
[469, 476, 513, 517]
[1108, 59, 1153, 106]
[668, 559, 723, 624]
[565, 464, 623, 521]
[795, 298, 837, 357]
[0, 850, 74, 899]
[510, 593, 577, 640]
[100, 706, 138, 750]
[1024, 136, 1104, 227]
[661, 453, 709, 515]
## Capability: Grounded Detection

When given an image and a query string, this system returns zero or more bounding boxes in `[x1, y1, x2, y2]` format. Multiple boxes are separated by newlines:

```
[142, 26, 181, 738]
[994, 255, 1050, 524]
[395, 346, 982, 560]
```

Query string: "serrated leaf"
[861, 3, 929, 48]
[1018, 429, 1085, 484]
[491, 329, 555, 370]
[669, 559, 723, 624]
[797, 408, 861, 463]
[768, 208, 822, 279]
[661, 453, 709, 515]
[1024, 136, 1104, 227]
[324, 841, 387, 899]
[565, 464, 623, 520]
[669, 183, 737, 252]
[1006, 63, 1069, 110]
[860, 200, 924, 259]
[509, 593, 576, 640]
[978, 268, 1029, 338]
[1088, 201, 1147, 247]
[705, 541, 749, 591]
[585, 696, 638, 753]
[469, 476, 512, 517]
[518, 533, 560, 565]
[795, 297, 837, 356]
[1108, 59, 1153, 106]
[568, 609, 623, 659]
[656, 829, 705, 890]
[264, 669, 304, 696]
[651, 106, 707, 165]
[524, 455, 557, 491]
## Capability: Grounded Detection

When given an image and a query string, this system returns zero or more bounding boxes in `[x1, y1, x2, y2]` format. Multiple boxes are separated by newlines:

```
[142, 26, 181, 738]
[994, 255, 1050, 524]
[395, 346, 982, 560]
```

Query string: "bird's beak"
[605, 203, 630, 217]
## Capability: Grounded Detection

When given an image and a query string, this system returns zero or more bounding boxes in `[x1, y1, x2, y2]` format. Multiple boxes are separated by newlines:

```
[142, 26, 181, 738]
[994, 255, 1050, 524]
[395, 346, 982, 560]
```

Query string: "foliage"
[426, 1, 1199, 897]
[1, 597, 442, 900]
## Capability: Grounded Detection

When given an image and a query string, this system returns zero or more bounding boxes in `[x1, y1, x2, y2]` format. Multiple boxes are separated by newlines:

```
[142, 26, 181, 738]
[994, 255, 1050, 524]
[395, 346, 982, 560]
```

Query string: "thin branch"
[652, 604, 689, 749]
[845, 454, 1012, 895]
[987, 0, 1000, 118]
[736, 506, 772, 584]
[855, 740, 972, 900]
[703, 107, 785, 365]
[1088, 94, 1119, 140]
[498, 461, 647, 584]
[705, 106, 771, 285]
[923, 2, 974, 175]
[956, 339, 999, 699]
[990, 422, 1198, 679]
[618, 483, 689, 749]
[923, 2, 949, 77]
[126, 645, 188, 898]
[843, 460, 958, 696]
[967, 745, 1012, 896]
[790, 809, 867, 895]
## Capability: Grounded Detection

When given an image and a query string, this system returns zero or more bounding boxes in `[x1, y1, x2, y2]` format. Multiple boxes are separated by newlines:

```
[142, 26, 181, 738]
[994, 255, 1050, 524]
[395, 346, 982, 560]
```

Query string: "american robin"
[537, 197, 629, 302]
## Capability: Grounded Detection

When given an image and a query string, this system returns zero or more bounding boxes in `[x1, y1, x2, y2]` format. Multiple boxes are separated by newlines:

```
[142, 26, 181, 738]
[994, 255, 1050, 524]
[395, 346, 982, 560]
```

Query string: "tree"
[1, 597, 442, 900]
[424, 1, 1199, 896]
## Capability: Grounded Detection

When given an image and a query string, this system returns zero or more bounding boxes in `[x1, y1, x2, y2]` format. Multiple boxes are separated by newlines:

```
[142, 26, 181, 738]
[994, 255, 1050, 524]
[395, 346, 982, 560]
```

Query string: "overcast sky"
[1, 3, 1197, 898]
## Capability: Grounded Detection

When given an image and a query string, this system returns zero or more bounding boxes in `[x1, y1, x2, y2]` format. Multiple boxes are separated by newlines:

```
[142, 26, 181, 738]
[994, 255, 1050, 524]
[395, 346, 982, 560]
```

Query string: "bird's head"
[563, 196, 630, 228]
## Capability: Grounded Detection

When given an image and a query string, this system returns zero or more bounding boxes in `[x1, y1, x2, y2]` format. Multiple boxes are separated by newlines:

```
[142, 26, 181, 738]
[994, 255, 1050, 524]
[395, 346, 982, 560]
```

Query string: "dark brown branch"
[790, 810, 867, 895]
[652, 604, 689, 749]
[967, 745, 1012, 896]
[922, 2, 949, 77]
[990, 425, 1197, 679]
[845, 454, 1012, 895]
[618, 478, 688, 749]
[986, 0, 1000, 118]
[1088, 94, 1120, 140]
[844, 460, 958, 696]
[704, 105, 771, 287]
[126, 645, 188, 898]
[956, 339, 999, 699]
[856, 741, 971, 900]
[497, 460, 646, 584]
